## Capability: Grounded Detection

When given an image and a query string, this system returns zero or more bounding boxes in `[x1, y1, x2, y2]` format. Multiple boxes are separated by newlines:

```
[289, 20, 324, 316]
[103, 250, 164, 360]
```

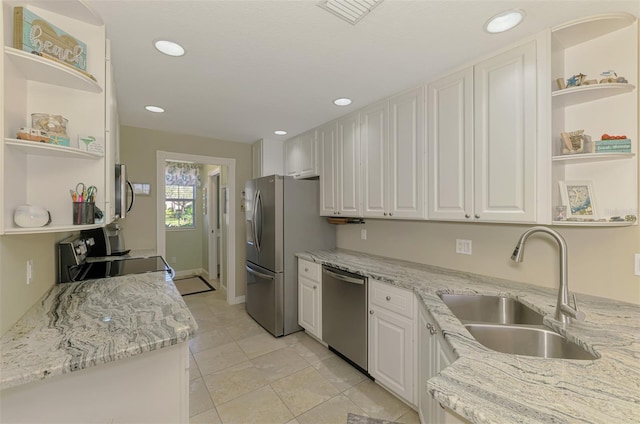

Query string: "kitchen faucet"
[511, 226, 586, 325]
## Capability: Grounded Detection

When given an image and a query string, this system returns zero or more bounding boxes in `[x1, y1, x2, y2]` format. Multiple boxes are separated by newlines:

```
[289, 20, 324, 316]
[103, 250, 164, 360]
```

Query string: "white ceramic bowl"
[14, 205, 52, 228]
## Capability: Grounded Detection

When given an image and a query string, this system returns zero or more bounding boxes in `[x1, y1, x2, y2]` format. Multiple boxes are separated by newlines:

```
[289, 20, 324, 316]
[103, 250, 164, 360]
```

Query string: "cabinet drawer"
[370, 280, 414, 318]
[298, 258, 321, 281]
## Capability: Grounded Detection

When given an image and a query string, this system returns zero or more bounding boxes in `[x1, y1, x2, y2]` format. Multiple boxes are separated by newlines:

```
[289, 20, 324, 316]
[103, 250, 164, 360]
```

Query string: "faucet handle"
[572, 294, 586, 321]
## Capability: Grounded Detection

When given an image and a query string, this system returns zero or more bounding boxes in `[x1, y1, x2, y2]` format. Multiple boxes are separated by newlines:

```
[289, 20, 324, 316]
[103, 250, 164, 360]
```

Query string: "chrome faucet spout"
[510, 226, 585, 325]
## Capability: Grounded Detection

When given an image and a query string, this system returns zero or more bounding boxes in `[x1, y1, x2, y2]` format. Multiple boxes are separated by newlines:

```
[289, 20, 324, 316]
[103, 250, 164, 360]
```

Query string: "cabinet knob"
[386, 296, 391, 301]
[474, 214, 480, 219]
[383, 213, 387, 216]
[426, 323, 433, 330]
[305, 268, 309, 272]
[337, 211, 341, 215]
[465, 214, 470, 219]
[313, 285, 317, 290]
[389, 213, 393, 216]
[369, 310, 374, 315]
[430, 327, 437, 335]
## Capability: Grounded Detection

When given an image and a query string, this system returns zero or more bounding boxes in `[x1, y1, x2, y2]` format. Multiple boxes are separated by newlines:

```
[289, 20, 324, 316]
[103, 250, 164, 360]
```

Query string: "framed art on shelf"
[558, 180, 597, 219]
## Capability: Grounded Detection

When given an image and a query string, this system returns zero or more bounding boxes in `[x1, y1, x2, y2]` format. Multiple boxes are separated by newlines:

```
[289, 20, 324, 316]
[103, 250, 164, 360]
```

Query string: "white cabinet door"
[337, 112, 361, 216]
[387, 87, 425, 219]
[298, 130, 317, 178]
[427, 67, 474, 221]
[284, 132, 318, 179]
[361, 101, 387, 217]
[368, 306, 414, 404]
[298, 275, 321, 339]
[284, 137, 299, 177]
[319, 122, 338, 216]
[474, 41, 537, 223]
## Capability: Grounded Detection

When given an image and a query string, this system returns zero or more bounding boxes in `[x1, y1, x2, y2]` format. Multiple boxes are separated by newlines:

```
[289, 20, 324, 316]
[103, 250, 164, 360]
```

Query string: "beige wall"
[118, 126, 252, 296]
[337, 220, 640, 304]
[0, 233, 68, 334]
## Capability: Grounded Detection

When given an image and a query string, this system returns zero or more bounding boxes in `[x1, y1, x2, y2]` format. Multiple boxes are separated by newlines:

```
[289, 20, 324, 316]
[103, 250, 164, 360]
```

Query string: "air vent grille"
[318, 0, 383, 25]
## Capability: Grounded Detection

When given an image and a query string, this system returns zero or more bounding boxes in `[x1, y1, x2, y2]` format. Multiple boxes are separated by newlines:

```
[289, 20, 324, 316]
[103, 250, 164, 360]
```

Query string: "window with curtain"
[165, 161, 200, 229]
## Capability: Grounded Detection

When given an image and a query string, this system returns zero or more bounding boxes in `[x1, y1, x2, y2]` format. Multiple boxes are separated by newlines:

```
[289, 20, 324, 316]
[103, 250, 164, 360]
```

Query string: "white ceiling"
[90, 0, 639, 144]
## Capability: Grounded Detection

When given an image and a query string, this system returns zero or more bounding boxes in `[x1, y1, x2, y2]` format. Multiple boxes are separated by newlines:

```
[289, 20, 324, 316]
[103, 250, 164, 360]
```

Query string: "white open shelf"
[552, 220, 635, 227]
[3, 223, 103, 235]
[5, 138, 103, 159]
[4, 47, 102, 93]
[552, 83, 635, 107]
[552, 152, 635, 163]
[552, 12, 636, 48]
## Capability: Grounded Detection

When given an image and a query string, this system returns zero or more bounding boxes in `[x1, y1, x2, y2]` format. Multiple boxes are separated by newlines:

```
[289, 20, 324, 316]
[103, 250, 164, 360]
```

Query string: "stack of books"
[595, 139, 632, 153]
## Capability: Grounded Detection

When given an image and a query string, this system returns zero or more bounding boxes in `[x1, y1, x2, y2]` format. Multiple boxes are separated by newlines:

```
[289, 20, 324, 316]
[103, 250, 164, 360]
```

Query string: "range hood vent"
[318, 0, 383, 25]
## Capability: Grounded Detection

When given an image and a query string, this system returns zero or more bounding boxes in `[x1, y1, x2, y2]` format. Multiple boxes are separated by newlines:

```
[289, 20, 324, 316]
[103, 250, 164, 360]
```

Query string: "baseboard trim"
[231, 295, 245, 305]
[172, 268, 206, 279]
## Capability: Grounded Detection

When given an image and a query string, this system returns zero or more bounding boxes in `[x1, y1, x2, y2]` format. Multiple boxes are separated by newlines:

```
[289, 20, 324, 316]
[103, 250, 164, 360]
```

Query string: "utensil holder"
[73, 202, 95, 225]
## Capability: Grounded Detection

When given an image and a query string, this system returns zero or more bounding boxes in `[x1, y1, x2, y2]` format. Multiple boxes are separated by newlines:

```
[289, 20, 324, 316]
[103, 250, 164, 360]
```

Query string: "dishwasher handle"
[323, 268, 365, 285]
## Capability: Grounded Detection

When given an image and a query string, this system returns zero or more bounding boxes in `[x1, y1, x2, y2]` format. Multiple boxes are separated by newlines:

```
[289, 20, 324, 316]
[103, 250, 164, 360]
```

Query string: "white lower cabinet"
[418, 303, 465, 424]
[368, 280, 415, 405]
[297, 258, 322, 339]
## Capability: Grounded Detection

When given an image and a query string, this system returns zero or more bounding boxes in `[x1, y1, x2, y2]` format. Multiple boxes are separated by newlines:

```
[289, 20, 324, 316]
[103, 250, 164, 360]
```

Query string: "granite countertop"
[0, 271, 197, 391]
[298, 249, 640, 424]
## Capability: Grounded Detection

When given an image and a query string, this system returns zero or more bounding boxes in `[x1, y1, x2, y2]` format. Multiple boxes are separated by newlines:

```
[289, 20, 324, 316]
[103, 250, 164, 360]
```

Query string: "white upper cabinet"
[428, 41, 538, 223]
[549, 14, 637, 226]
[319, 121, 338, 216]
[387, 87, 425, 219]
[427, 67, 474, 221]
[284, 130, 318, 179]
[362, 88, 425, 219]
[336, 112, 361, 216]
[252, 138, 283, 178]
[1, 2, 107, 234]
[361, 101, 387, 217]
[473, 40, 537, 223]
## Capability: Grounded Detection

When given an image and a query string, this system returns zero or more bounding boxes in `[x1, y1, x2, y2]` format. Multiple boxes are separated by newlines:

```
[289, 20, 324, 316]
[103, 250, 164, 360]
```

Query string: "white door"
[337, 112, 361, 216]
[361, 101, 387, 218]
[208, 172, 220, 279]
[388, 87, 425, 219]
[368, 307, 414, 403]
[319, 122, 338, 216]
[427, 67, 474, 220]
[474, 41, 537, 223]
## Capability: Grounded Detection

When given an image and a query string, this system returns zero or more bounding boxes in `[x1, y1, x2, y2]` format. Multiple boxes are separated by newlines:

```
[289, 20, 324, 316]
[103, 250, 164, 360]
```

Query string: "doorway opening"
[156, 151, 239, 305]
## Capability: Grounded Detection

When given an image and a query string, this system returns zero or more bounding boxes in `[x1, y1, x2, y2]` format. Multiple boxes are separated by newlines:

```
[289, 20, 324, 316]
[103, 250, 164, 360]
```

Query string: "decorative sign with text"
[14, 7, 87, 71]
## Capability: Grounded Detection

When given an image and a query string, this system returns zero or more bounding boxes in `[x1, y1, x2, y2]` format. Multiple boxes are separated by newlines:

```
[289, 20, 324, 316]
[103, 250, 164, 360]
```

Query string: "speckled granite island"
[298, 249, 640, 424]
[0, 271, 198, 423]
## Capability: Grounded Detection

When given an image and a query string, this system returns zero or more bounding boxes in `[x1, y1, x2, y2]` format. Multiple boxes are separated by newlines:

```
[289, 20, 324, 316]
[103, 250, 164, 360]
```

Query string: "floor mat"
[346, 413, 399, 424]
[173, 275, 215, 296]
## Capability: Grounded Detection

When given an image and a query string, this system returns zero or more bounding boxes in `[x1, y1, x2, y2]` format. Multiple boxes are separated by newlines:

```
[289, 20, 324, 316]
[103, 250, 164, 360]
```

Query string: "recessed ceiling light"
[145, 105, 165, 113]
[333, 98, 352, 106]
[154, 40, 185, 57]
[274, 130, 287, 136]
[484, 10, 525, 34]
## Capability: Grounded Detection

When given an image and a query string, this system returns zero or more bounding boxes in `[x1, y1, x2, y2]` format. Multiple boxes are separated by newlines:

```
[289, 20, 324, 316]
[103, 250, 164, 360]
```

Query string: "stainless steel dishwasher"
[322, 265, 368, 374]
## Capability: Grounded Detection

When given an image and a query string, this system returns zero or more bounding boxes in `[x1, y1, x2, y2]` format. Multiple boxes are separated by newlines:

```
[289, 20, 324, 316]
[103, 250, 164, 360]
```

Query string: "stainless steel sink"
[464, 323, 599, 360]
[439, 294, 544, 325]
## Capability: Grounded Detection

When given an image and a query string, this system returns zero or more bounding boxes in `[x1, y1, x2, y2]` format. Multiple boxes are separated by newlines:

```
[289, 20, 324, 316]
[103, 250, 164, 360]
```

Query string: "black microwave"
[115, 164, 134, 219]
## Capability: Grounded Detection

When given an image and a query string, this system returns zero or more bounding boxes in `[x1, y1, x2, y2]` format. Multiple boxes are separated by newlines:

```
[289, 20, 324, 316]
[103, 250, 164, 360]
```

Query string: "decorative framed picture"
[132, 183, 151, 196]
[558, 181, 597, 218]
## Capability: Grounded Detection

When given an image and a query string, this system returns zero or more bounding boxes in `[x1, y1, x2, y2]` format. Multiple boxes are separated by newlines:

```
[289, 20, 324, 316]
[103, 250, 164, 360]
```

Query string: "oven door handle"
[246, 265, 275, 280]
[322, 268, 364, 285]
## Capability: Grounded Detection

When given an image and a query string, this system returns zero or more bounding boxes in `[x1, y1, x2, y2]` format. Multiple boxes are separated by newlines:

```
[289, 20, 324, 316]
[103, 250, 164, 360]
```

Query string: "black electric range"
[57, 230, 173, 283]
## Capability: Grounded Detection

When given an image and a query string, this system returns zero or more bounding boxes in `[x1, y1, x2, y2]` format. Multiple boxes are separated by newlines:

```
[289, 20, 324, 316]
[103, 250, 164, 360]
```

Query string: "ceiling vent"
[318, 0, 383, 25]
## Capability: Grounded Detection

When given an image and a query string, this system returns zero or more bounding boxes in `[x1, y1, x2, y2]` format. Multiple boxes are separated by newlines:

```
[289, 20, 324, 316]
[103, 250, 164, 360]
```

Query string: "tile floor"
[184, 284, 420, 424]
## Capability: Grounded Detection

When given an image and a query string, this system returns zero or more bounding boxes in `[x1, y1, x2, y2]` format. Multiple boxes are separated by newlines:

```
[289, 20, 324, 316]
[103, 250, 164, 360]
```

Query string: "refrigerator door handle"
[246, 265, 275, 280]
[251, 190, 261, 253]
[255, 189, 263, 252]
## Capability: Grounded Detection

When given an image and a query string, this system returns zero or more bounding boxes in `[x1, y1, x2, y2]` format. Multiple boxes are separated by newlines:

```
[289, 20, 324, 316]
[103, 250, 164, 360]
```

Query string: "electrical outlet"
[635, 253, 640, 276]
[26, 259, 33, 285]
[456, 239, 472, 255]
[361, 229, 367, 240]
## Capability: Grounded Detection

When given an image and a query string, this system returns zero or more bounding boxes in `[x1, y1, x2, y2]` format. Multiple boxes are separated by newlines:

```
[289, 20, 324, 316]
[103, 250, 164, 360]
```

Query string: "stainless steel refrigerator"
[245, 175, 335, 337]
